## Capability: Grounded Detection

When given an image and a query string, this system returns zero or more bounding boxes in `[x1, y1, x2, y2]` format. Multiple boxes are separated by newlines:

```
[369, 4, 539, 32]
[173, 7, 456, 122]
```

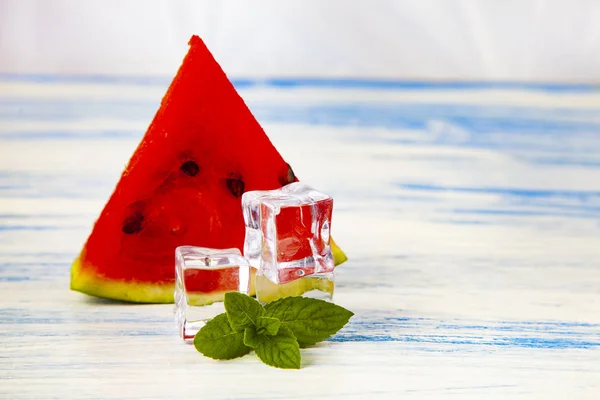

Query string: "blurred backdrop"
[1, 0, 600, 82]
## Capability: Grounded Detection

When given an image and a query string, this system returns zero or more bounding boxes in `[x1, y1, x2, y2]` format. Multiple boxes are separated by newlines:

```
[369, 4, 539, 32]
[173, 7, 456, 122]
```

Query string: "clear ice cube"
[175, 246, 251, 340]
[242, 182, 335, 300]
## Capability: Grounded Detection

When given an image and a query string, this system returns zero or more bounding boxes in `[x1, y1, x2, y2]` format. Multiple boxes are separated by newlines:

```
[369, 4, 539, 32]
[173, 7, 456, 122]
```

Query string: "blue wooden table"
[1, 76, 599, 398]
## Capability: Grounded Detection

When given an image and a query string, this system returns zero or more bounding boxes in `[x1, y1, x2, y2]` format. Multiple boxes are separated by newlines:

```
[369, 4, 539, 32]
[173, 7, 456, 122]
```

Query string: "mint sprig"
[253, 324, 300, 369]
[192, 313, 251, 360]
[264, 296, 354, 348]
[255, 316, 281, 336]
[193, 293, 354, 369]
[224, 292, 264, 332]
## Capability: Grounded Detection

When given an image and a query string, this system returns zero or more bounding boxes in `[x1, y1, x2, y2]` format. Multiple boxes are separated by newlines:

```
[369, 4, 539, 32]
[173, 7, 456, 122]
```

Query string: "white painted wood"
[1, 77, 599, 399]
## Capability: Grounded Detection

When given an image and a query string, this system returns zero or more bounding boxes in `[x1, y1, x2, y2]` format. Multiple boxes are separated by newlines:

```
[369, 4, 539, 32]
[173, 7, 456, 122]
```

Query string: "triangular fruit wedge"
[71, 35, 347, 303]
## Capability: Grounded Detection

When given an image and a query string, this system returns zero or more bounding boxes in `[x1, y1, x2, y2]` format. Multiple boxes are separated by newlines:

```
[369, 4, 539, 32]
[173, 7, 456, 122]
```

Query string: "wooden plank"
[1, 77, 599, 399]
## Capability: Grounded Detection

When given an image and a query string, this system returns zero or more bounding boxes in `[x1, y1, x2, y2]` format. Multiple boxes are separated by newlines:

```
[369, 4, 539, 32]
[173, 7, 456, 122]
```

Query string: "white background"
[1, 0, 600, 81]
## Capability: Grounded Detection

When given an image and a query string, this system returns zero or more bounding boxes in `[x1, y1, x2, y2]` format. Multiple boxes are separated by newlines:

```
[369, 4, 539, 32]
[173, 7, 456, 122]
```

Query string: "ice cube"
[242, 182, 335, 297]
[175, 246, 251, 340]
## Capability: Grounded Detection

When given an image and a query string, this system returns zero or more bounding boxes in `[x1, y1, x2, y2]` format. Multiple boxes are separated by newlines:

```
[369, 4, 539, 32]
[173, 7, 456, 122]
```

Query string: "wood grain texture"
[1, 76, 599, 399]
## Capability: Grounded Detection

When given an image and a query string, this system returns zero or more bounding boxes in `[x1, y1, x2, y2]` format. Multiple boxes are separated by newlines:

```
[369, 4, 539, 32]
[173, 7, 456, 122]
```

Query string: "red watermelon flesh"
[183, 268, 240, 294]
[273, 200, 333, 283]
[70, 35, 346, 303]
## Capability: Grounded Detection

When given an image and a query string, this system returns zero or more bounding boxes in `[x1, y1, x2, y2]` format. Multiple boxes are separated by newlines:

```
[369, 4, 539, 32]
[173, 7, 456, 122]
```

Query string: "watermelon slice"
[71, 35, 347, 303]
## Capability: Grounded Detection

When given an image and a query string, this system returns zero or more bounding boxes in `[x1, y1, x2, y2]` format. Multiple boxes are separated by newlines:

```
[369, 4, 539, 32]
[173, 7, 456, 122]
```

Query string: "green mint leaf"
[253, 325, 301, 369]
[264, 297, 354, 348]
[224, 292, 264, 332]
[243, 317, 282, 349]
[243, 327, 261, 348]
[256, 316, 281, 336]
[193, 313, 251, 360]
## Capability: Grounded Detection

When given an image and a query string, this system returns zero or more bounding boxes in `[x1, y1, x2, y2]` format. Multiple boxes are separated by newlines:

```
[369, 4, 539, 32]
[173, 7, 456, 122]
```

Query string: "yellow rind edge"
[331, 237, 348, 266]
[71, 237, 347, 303]
[255, 274, 334, 303]
[71, 253, 175, 304]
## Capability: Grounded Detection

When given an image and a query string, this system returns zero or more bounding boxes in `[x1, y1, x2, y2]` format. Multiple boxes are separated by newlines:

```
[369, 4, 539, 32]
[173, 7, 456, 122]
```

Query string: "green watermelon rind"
[71, 252, 175, 303]
[71, 242, 347, 304]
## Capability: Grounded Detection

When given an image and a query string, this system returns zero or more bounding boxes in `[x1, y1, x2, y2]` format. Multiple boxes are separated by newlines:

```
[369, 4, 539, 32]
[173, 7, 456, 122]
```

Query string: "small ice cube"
[175, 246, 251, 340]
[242, 182, 335, 288]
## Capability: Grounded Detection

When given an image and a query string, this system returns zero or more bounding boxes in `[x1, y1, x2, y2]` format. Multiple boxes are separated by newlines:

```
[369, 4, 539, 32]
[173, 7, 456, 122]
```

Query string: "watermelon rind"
[71, 252, 175, 303]
[330, 238, 348, 265]
[71, 242, 346, 303]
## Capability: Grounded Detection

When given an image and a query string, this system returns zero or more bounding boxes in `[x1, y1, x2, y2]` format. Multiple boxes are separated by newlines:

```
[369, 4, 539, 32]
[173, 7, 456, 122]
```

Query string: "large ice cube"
[242, 182, 335, 288]
[175, 246, 251, 340]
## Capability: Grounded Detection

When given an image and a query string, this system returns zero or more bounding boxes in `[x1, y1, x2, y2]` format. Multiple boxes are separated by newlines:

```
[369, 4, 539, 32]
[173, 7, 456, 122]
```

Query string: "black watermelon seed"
[225, 176, 245, 198]
[180, 160, 200, 176]
[279, 163, 296, 186]
[122, 212, 144, 234]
